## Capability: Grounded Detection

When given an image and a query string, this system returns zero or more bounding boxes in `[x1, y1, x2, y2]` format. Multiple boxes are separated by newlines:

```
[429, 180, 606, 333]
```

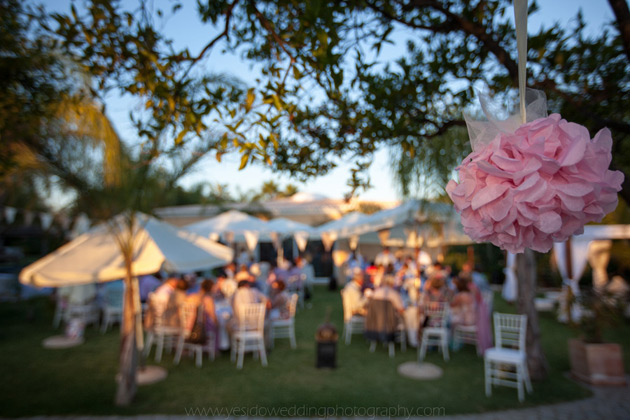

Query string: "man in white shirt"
[342, 272, 367, 316]
[231, 280, 269, 320]
[374, 247, 397, 269]
[414, 247, 433, 272]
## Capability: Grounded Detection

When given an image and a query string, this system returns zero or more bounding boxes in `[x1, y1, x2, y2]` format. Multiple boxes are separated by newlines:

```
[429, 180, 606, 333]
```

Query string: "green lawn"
[3, 286, 624, 417]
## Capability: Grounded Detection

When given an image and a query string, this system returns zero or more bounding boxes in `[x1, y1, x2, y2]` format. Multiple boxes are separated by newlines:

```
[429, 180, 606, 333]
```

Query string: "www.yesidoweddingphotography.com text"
[184, 404, 446, 418]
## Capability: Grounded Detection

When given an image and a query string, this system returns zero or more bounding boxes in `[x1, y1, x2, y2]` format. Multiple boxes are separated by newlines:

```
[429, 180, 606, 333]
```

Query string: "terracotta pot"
[568, 338, 627, 386]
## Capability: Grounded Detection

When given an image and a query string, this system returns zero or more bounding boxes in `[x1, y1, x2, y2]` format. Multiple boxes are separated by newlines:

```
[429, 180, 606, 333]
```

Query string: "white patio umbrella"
[19, 213, 233, 287]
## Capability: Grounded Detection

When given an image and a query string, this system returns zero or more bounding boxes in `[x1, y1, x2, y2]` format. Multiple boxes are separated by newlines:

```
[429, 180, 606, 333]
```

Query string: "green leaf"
[245, 88, 255, 112]
[239, 153, 249, 170]
[174, 129, 187, 145]
[272, 94, 282, 111]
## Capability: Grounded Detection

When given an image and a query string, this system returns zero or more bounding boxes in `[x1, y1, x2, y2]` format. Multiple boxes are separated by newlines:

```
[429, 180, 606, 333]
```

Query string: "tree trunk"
[114, 261, 138, 406]
[516, 248, 549, 381]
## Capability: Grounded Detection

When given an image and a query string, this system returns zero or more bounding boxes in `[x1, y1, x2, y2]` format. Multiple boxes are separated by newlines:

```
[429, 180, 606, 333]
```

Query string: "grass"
[2, 286, 622, 417]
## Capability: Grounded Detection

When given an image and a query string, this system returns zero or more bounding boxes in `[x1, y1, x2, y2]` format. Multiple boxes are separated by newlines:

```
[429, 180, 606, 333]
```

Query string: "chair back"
[105, 287, 124, 309]
[424, 301, 449, 328]
[340, 290, 353, 322]
[494, 312, 527, 352]
[147, 292, 168, 328]
[180, 302, 199, 332]
[238, 303, 266, 332]
[482, 290, 494, 315]
[288, 293, 299, 318]
[365, 298, 398, 335]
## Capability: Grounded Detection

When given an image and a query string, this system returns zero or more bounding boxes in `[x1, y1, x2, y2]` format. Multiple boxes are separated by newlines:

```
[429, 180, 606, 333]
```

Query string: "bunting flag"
[321, 231, 337, 252]
[40, 213, 54, 230]
[223, 231, 235, 245]
[243, 230, 259, 252]
[4, 207, 17, 224]
[404, 227, 418, 248]
[348, 235, 359, 251]
[269, 232, 281, 250]
[294, 231, 309, 252]
[377, 228, 391, 245]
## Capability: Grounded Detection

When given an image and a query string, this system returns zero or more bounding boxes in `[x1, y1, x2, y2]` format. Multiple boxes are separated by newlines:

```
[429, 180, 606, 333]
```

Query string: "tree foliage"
[198, 0, 630, 200]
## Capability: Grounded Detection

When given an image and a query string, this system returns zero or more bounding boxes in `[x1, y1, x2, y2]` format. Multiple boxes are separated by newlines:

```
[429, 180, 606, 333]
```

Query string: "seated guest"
[269, 280, 291, 320]
[231, 280, 269, 321]
[212, 271, 237, 300]
[371, 263, 385, 288]
[450, 276, 476, 328]
[234, 264, 253, 283]
[138, 272, 162, 303]
[185, 279, 218, 333]
[236, 247, 251, 267]
[224, 262, 237, 279]
[145, 276, 188, 329]
[295, 256, 314, 301]
[374, 246, 397, 268]
[422, 271, 450, 303]
[372, 275, 404, 314]
[345, 251, 365, 281]
[342, 271, 367, 316]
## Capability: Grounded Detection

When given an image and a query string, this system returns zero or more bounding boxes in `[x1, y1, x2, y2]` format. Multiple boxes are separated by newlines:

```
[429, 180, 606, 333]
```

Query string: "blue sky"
[43, 0, 614, 203]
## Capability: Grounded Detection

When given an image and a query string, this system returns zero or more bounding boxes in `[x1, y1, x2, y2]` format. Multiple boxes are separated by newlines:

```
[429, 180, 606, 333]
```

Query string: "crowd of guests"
[141, 254, 314, 350]
[342, 247, 492, 353]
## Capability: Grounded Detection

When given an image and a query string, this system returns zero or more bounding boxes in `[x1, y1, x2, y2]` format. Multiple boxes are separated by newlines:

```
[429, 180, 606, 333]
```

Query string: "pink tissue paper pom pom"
[446, 114, 624, 254]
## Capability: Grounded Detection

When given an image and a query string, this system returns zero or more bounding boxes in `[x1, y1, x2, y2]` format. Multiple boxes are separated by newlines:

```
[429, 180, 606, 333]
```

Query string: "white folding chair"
[365, 298, 407, 358]
[144, 293, 182, 362]
[230, 303, 268, 369]
[174, 302, 211, 367]
[340, 289, 364, 345]
[66, 302, 100, 327]
[452, 303, 478, 353]
[270, 293, 298, 349]
[484, 313, 532, 402]
[52, 293, 67, 329]
[101, 286, 124, 333]
[287, 274, 306, 309]
[418, 301, 450, 362]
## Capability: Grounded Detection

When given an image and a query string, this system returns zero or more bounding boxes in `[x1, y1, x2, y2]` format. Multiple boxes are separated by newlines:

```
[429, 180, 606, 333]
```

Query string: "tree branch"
[182, 0, 240, 79]
[608, 0, 630, 62]
[368, 0, 519, 85]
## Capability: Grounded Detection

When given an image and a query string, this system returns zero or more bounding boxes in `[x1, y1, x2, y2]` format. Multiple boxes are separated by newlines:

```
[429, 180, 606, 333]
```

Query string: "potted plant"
[568, 288, 627, 386]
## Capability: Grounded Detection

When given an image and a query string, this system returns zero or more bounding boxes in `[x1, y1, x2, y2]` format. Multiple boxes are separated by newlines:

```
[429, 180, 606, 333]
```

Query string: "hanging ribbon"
[514, 0, 528, 124]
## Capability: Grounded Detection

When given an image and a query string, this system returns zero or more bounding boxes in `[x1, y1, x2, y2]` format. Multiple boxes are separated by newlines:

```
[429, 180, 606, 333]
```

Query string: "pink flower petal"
[471, 184, 509, 211]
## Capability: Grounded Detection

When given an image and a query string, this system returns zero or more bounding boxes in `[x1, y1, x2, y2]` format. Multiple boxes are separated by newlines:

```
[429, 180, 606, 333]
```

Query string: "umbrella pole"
[115, 264, 138, 406]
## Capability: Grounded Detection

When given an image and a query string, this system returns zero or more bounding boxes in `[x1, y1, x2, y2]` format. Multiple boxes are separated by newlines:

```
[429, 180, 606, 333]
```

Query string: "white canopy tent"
[553, 225, 630, 321]
[314, 201, 472, 283]
[265, 217, 315, 252]
[183, 209, 270, 252]
[20, 213, 233, 287]
[316, 200, 471, 251]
